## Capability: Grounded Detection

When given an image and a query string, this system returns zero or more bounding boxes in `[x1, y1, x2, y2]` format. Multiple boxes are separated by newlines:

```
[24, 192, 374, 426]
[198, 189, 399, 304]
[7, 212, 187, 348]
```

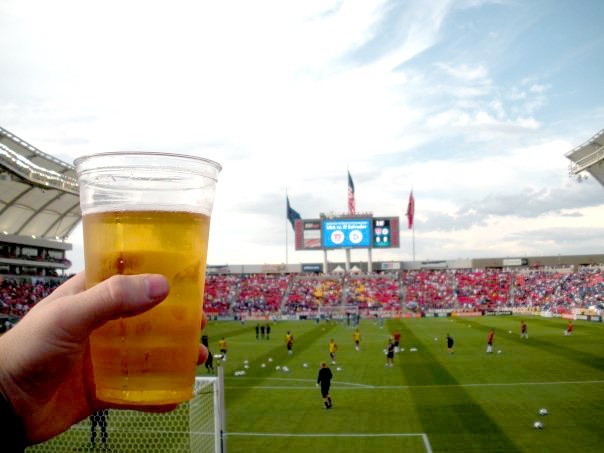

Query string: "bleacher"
[1, 267, 602, 325]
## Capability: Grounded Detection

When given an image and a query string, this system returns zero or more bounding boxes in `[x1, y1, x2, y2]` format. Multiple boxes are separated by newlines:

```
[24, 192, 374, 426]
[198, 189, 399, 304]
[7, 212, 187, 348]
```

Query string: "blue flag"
[286, 196, 301, 230]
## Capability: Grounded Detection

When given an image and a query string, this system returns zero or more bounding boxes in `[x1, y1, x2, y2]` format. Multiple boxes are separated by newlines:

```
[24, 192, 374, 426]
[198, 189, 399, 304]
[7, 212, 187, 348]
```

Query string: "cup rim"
[74, 151, 222, 173]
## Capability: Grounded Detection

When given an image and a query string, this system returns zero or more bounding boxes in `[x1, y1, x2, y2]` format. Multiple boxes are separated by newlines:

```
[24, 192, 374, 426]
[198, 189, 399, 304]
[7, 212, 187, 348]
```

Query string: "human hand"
[0, 272, 193, 445]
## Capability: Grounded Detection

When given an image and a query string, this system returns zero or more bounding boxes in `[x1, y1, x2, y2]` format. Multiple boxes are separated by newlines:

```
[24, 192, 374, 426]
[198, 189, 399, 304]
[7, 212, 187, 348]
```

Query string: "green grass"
[203, 316, 604, 453]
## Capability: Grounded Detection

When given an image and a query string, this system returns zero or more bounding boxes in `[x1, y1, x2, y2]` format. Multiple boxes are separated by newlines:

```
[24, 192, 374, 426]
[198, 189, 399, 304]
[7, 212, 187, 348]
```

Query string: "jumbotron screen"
[294, 216, 399, 250]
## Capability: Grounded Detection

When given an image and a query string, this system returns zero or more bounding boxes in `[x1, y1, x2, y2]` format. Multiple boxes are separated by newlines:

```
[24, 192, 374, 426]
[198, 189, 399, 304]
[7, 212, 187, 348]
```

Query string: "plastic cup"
[75, 152, 221, 407]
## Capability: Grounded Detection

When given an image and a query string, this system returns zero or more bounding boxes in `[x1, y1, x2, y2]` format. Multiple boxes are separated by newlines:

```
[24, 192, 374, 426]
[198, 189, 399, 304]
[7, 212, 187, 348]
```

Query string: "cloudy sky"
[1, 0, 603, 272]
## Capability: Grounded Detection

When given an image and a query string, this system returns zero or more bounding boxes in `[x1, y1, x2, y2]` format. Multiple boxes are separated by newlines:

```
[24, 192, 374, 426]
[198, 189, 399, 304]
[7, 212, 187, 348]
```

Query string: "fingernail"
[144, 275, 169, 301]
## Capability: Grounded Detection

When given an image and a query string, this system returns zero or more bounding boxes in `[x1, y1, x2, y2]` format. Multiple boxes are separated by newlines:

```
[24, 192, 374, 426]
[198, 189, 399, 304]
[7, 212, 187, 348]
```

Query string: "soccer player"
[446, 333, 454, 354]
[352, 329, 361, 352]
[89, 409, 108, 450]
[565, 321, 574, 336]
[317, 362, 333, 409]
[328, 338, 338, 364]
[260, 324, 266, 339]
[266, 323, 271, 340]
[255, 324, 260, 340]
[392, 331, 401, 353]
[285, 331, 294, 354]
[385, 339, 395, 367]
[218, 337, 228, 361]
[520, 320, 528, 339]
[204, 350, 214, 374]
[486, 329, 494, 353]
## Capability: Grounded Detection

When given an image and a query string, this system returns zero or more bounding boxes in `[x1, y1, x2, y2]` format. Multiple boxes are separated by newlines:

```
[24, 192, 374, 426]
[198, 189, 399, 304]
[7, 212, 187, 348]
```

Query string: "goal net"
[27, 373, 225, 453]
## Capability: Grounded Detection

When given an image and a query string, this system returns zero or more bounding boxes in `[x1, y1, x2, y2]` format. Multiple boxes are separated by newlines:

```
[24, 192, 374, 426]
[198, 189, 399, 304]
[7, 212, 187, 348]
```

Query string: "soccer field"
[204, 316, 604, 453]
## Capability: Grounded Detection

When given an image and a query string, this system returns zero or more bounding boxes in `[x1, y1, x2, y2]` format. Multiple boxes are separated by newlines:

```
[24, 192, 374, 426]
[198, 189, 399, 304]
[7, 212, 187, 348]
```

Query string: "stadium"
[0, 124, 603, 452]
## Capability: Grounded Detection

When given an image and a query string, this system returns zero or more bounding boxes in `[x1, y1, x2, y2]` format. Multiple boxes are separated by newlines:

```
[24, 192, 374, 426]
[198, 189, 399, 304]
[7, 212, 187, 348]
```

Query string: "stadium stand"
[566, 128, 604, 187]
[0, 126, 78, 278]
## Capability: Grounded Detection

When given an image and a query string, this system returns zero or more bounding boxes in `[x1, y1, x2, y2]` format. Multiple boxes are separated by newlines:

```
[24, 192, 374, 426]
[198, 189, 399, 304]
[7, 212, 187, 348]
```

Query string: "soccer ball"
[243, 359, 249, 365]
[275, 365, 281, 371]
[244, 365, 249, 369]
[268, 357, 273, 362]
[539, 408, 548, 416]
[260, 363, 266, 368]
[410, 347, 417, 352]
[497, 350, 502, 354]
[434, 337, 438, 341]
[533, 421, 543, 429]
[383, 349, 388, 355]
[303, 363, 309, 368]
[282, 366, 289, 372]
[508, 330, 512, 334]
[336, 367, 342, 371]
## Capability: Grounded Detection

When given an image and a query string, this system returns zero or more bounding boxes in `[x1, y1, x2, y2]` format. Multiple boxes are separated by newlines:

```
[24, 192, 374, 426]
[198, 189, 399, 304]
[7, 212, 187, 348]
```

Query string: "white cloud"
[1, 0, 602, 270]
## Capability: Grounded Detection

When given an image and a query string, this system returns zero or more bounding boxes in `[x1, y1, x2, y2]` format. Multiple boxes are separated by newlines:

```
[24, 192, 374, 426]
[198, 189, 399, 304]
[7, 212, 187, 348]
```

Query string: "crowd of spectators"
[345, 274, 401, 311]
[236, 274, 291, 315]
[1, 267, 602, 324]
[0, 278, 65, 331]
[284, 276, 344, 314]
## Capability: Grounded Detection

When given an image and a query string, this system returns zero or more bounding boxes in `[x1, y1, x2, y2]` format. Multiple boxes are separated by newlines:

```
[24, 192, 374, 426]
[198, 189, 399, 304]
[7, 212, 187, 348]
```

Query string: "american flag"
[347, 171, 355, 215]
[406, 191, 415, 229]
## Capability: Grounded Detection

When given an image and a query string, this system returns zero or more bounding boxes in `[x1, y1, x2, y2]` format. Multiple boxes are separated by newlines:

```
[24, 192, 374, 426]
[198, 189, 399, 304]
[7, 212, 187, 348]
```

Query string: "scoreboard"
[294, 216, 399, 250]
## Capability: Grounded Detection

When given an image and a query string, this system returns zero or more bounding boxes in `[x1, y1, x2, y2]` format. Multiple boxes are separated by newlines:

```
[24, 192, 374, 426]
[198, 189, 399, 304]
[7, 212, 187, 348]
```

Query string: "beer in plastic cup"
[75, 152, 221, 406]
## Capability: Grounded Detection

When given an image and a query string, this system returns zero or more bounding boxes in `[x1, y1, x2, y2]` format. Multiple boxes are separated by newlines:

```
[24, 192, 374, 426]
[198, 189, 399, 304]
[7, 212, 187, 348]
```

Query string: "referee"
[317, 362, 333, 409]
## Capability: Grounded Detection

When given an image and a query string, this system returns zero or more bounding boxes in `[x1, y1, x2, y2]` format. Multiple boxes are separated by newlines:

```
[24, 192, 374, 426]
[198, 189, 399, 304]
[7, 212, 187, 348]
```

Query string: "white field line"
[226, 432, 432, 453]
[227, 376, 373, 387]
[225, 378, 604, 390]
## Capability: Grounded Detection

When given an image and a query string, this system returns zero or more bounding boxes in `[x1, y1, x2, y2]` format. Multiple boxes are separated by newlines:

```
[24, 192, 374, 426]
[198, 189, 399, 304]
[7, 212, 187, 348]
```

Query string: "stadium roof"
[565, 128, 604, 188]
[0, 126, 80, 241]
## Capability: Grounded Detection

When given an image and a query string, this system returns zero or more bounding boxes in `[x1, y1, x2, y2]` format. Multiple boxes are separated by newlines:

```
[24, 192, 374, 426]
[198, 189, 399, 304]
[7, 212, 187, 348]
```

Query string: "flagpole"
[410, 187, 415, 262]
[412, 218, 415, 262]
[285, 189, 289, 266]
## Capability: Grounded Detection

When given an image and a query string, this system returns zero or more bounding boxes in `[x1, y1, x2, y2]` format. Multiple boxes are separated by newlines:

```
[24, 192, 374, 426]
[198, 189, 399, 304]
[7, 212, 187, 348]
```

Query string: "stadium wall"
[206, 254, 604, 275]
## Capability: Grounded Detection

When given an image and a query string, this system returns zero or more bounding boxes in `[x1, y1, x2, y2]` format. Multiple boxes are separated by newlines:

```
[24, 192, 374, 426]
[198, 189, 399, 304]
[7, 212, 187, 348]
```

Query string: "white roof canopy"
[565, 128, 604, 188]
[0, 126, 80, 241]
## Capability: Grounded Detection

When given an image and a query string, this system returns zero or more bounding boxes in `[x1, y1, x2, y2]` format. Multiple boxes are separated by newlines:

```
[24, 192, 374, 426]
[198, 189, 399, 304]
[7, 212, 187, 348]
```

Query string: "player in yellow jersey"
[352, 329, 361, 352]
[218, 337, 227, 361]
[285, 331, 294, 355]
[328, 338, 338, 364]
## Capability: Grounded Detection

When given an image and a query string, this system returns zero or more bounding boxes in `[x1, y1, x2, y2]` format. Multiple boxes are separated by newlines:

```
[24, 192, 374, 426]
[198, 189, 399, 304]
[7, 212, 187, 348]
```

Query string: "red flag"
[406, 191, 414, 229]
[347, 171, 355, 215]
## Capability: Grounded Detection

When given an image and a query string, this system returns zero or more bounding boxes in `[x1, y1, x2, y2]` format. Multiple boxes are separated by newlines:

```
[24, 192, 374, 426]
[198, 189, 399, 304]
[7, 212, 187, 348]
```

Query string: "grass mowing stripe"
[223, 323, 338, 406]
[391, 319, 522, 453]
[460, 318, 604, 372]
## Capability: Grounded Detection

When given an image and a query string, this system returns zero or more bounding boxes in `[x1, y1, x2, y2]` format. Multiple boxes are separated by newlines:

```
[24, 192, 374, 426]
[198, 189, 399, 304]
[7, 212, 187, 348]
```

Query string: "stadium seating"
[1, 267, 601, 324]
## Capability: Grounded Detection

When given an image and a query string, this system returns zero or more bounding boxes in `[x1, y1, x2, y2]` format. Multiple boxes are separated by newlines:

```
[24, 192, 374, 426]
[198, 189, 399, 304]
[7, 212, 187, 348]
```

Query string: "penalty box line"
[226, 432, 433, 453]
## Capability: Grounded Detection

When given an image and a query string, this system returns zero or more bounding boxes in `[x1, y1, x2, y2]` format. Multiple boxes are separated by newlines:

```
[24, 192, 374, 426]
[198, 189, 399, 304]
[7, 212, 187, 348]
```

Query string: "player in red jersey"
[520, 320, 528, 339]
[392, 331, 401, 353]
[486, 329, 495, 353]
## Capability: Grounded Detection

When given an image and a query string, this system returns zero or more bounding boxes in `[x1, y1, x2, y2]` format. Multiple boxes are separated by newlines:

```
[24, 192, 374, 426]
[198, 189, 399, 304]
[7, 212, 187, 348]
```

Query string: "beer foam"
[82, 204, 213, 216]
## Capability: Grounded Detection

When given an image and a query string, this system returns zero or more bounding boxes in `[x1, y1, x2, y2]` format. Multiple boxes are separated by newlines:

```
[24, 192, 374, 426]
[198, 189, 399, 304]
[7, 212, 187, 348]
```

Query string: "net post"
[216, 366, 226, 453]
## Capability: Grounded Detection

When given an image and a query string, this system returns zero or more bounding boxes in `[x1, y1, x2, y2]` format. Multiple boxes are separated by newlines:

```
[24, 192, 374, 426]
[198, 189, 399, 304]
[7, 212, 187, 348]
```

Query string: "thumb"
[56, 274, 170, 340]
